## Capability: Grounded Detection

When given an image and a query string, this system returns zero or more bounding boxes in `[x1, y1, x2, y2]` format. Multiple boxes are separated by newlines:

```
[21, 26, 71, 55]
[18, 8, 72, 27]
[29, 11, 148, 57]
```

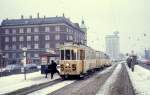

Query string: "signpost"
[22, 47, 27, 80]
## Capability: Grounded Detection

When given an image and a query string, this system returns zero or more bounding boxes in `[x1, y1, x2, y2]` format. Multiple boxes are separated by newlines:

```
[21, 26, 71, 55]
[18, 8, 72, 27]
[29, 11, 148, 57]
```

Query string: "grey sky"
[0, 0, 150, 54]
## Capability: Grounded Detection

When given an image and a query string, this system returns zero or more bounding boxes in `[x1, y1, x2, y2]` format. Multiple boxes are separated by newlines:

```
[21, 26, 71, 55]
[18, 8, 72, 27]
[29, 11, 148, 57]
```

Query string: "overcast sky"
[0, 0, 150, 54]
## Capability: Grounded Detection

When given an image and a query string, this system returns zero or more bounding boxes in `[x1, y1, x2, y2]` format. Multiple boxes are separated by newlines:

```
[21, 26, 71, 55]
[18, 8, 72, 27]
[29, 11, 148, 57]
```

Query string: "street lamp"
[22, 47, 27, 80]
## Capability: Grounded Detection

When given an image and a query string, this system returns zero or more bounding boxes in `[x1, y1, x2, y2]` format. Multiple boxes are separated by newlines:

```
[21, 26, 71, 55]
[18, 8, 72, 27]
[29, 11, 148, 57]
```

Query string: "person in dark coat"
[126, 56, 132, 68]
[45, 65, 49, 78]
[50, 60, 60, 79]
[131, 55, 138, 72]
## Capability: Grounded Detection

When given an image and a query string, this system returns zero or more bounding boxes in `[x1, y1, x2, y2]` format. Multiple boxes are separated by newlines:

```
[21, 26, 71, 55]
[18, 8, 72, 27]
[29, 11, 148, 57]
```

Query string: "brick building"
[0, 15, 87, 64]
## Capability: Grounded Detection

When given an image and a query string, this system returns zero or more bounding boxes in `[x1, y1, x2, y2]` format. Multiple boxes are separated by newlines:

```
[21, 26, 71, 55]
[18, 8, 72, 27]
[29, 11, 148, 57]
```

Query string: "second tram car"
[59, 43, 111, 78]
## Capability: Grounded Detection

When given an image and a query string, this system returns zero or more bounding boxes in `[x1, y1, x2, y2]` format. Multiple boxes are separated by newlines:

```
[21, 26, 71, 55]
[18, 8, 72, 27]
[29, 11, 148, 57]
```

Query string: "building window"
[12, 53, 16, 58]
[5, 45, 9, 50]
[66, 35, 69, 40]
[55, 43, 60, 48]
[55, 26, 60, 31]
[12, 37, 16, 42]
[34, 44, 39, 49]
[19, 28, 24, 33]
[34, 35, 39, 41]
[34, 53, 39, 58]
[19, 44, 23, 49]
[69, 35, 73, 40]
[45, 43, 50, 48]
[5, 37, 9, 42]
[27, 28, 31, 33]
[34, 27, 39, 32]
[19, 36, 24, 41]
[12, 45, 17, 50]
[45, 27, 50, 32]
[5, 29, 9, 34]
[55, 34, 60, 40]
[45, 35, 50, 40]
[27, 44, 31, 49]
[27, 53, 31, 58]
[12, 29, 16, 34]
[5, 53, 9, 58]
[27, 36, 31, 41]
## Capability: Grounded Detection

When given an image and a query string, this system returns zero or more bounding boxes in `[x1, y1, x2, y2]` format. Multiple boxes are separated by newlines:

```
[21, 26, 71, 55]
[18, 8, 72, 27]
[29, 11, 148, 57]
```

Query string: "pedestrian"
[126, 56, 132, 68]
[50, 60, 60, 79]
[130, 55, 138, 72]
[45, 65, 49, 78]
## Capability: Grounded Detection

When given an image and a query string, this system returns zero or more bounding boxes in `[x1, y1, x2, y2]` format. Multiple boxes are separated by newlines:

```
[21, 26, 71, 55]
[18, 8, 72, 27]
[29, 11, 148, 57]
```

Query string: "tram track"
[5, 64, 118, 95]
[49, 63, 118, 95]
[5, 78, 63, 95]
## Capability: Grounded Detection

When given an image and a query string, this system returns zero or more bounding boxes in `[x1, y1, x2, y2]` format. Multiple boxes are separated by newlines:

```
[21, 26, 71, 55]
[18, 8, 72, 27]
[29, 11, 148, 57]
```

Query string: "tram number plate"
[65, 69, 71, 72]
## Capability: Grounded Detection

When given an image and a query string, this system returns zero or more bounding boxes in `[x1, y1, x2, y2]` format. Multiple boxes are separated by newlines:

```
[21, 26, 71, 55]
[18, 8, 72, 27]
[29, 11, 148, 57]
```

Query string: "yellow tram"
[59, 43, 111, 78]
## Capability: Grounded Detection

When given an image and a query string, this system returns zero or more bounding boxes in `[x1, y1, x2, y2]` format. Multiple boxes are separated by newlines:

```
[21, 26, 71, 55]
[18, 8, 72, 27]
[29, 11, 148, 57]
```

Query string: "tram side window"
[72, 50, 76, 60]
[61, 50, 64, 60]
[80, 50, 85, 60]
[65, 50, 70, 60]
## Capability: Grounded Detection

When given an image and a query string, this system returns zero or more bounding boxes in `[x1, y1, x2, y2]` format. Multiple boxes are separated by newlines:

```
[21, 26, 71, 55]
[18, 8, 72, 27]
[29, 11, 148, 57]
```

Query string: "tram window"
[61, 50, 64, 60]
[72, 50, 76, 60]
[65, 50, 70, 60]
[80, 50, 85, 60]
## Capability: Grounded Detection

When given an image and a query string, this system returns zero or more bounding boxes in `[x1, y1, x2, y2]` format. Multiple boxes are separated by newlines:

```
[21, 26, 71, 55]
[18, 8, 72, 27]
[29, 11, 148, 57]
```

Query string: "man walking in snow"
[131, 55, 138, 72]
[50, 60, 60, 79]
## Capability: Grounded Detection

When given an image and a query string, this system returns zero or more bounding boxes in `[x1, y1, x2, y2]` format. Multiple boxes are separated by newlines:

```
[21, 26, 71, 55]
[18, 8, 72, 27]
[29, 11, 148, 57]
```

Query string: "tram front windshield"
[61, 49, 77, 60]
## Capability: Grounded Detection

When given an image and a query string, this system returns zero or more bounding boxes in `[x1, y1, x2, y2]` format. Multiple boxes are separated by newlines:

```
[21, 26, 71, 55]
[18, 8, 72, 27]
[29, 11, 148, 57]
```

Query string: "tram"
[59, 43, 111, 78]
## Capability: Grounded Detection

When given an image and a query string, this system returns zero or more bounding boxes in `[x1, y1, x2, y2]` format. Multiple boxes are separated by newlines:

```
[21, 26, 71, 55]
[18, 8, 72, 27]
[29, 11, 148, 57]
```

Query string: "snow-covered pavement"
[96, 63, 122, 95]
[28, 80, 75, 95]
[0, 71, 60, 94]
[126, 64, 150, 95]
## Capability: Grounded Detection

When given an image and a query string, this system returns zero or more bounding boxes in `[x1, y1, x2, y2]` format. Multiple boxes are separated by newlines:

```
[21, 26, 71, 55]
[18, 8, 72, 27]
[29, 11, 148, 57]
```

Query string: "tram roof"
[60, 43, 94, 50]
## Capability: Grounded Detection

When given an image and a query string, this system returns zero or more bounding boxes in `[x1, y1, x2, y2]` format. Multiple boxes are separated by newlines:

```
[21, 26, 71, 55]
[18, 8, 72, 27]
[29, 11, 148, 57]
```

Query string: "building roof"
[1, 16, 84, 33]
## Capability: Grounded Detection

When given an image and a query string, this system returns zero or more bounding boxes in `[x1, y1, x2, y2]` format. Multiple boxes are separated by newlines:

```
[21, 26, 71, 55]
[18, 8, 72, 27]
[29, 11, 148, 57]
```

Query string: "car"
[5, 64, 22, 72]
[25, 64, 38, 70]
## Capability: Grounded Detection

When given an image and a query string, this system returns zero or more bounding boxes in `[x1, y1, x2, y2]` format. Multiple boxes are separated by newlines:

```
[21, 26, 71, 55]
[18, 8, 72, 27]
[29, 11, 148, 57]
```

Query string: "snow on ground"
[126, 64, 150, 95]
[96, 63, 122, 95]
[28, 80, 75, 95]
[0, 71, 60, 94]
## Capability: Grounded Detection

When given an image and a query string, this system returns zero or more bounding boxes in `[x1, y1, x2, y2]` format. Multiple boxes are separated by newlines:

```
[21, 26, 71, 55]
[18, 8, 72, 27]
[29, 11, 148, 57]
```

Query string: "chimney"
[21, 15, 24, 19]
[37, 12, 40, 18]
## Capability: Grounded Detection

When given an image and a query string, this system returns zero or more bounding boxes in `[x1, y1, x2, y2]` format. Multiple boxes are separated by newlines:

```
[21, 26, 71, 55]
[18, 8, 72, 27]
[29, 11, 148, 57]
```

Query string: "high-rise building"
[0, 14, 87, 64]
[105, 32, 120, 59]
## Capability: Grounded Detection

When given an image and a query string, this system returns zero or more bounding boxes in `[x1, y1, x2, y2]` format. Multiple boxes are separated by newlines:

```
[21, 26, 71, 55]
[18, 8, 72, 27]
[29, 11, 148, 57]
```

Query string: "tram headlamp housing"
[66, 63, 69, 67]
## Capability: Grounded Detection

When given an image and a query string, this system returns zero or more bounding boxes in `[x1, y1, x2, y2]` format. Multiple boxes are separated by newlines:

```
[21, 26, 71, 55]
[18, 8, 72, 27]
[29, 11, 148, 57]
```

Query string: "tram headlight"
[66, 63, 70, 67]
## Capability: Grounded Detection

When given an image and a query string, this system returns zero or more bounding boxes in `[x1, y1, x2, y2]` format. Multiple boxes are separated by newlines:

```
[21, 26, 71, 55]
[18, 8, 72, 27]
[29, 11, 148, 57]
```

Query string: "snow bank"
[96, 63, 122, 95]
[28, 80, 75, 95]
[0, 71, 60, 94]
[126, 64, 150, 95]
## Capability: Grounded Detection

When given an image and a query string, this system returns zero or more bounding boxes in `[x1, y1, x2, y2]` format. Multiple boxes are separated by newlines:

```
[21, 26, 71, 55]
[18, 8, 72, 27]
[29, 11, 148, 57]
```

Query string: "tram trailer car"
[59, 43, 111, 78]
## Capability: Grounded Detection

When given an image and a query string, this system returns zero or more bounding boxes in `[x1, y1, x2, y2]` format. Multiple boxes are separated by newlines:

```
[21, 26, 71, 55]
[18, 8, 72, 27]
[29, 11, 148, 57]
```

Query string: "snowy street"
[0, 71, 60, 94]
[0, 62, 150, 95]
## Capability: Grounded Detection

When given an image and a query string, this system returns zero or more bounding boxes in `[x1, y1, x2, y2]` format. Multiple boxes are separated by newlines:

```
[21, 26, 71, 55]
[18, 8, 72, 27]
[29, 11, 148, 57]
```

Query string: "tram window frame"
[72, 50, 76, 60]
[65, 49, 71, 60]
[61, 50, 64, 60]
[80, 50, 85, 60]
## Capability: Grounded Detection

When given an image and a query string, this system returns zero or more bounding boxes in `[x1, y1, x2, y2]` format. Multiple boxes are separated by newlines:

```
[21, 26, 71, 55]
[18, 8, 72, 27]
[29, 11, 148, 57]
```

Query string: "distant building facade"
[0, 15, 87, 64]
[145, 49, 150, 59]
[105, 32, 120, 60]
